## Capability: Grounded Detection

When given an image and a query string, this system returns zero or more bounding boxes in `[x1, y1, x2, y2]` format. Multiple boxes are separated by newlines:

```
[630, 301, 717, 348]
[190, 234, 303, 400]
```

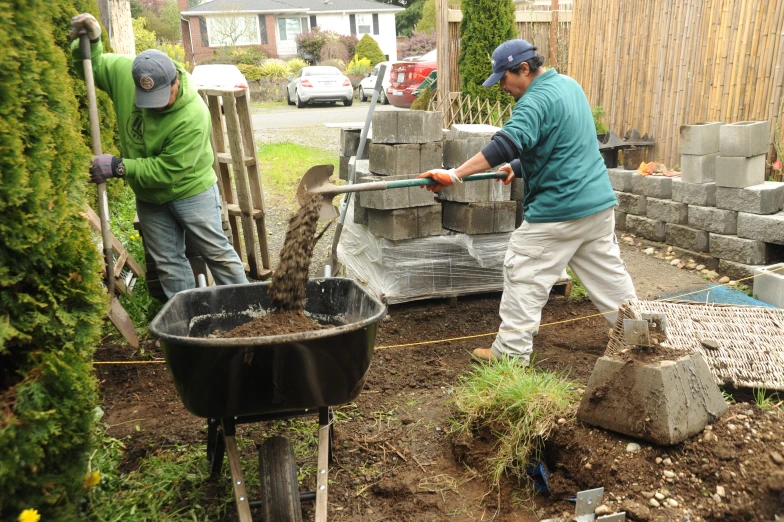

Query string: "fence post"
[549, 0, 559, 69]
[436, 0, 450, 129]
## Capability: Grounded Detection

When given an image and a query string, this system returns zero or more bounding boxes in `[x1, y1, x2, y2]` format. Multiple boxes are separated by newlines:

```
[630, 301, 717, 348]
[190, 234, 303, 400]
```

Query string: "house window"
[258, 15, 268, 45]
[206, 15, 260, 47]
[278, 17, 308, 41]
[355, 13, 372, 34]
[309, 15, 317, 30]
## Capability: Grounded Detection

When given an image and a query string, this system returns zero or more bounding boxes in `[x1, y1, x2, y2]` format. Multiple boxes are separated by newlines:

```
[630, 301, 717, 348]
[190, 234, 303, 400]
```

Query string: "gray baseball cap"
[132, 50, 178, 108]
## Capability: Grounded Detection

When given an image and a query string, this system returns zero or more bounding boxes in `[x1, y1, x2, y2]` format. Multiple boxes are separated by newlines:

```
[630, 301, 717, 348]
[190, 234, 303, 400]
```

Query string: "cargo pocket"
[503, 245, 546, 284]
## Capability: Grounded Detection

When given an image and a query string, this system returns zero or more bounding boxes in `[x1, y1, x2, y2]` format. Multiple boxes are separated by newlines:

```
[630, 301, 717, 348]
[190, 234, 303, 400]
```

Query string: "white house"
[179, 0, 403, 64]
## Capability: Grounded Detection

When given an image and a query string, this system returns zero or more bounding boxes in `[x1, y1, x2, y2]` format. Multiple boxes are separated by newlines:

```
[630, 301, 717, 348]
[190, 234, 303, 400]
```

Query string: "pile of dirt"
[221, 310, 332, 337]
[268, 195, 321, 310]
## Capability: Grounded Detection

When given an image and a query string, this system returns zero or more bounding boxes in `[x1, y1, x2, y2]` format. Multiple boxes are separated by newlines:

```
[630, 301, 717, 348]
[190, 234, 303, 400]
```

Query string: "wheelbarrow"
[148, 277, 387, 522]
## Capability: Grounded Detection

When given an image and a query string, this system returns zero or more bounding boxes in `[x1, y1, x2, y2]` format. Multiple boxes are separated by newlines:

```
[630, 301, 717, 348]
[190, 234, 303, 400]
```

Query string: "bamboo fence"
[568, 0, 784, 169]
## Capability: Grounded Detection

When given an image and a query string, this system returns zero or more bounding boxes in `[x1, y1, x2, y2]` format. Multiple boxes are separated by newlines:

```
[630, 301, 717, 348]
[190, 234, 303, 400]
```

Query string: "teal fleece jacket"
[71, 41, 216, 204]
[481, 69, 616, 223]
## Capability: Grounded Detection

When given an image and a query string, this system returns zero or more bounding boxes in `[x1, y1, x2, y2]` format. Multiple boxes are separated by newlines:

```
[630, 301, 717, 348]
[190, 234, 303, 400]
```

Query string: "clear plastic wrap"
[337, 200, 511, 303]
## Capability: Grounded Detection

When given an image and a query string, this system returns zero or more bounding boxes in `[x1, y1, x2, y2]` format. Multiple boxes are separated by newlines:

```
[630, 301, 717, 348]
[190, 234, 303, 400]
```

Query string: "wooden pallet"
[200, 87, 272, 280]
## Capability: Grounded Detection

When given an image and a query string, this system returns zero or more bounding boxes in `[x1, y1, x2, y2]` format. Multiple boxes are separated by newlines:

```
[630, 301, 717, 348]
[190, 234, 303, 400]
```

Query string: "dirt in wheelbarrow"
[220, 310, 333, 337]
[94, 295, 784, 522]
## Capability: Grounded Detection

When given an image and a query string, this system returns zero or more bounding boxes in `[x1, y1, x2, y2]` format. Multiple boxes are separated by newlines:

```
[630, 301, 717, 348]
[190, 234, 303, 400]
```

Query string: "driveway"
[251, 101, 404, 130]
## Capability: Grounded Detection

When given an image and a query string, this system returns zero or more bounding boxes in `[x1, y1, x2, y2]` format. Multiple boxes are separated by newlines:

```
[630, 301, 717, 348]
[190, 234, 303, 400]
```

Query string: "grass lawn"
[257, 142, 339, 197]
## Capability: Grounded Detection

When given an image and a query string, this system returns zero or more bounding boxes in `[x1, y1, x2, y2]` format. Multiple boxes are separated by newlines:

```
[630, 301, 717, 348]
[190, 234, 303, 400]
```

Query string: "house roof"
[183, 0, 404, 15]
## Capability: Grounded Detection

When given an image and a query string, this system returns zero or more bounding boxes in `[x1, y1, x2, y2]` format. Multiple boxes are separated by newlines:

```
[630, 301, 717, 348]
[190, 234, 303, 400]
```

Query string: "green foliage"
[450, 360, 578, 487]
[355, 34, 386, 67]
[396, 0, 425, 37]
[592, 106, 608, 135]
[258, 59, 291, 80]
[566, 267, 588, 300]
[320, 58, 345, 71]
[417, 0, 436, 33]
[231, 46, 268, 65]
[458, 0, 515, 105]
[286, 57, 308, 74]
[0, 0, 106, 519]
[237, 63, 263, 81]
[132, 16, 157, 53]
[257, 142, 339, 196]
[140, 0, 180, 43]
[159, 42, 190, 71]
[345, 55, 372, 76]
[296, 28, 331, 61]
[320, 39, 349, 64]
[410, 84, 435, 111]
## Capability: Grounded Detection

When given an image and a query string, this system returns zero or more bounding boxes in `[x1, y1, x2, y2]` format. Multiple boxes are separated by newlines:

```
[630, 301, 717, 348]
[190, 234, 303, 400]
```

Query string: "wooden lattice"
[428, 92, 514, 129]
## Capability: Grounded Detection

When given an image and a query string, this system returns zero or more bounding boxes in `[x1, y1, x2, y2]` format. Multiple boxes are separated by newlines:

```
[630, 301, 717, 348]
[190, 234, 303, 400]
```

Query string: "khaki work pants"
[491, 207, 637, 363]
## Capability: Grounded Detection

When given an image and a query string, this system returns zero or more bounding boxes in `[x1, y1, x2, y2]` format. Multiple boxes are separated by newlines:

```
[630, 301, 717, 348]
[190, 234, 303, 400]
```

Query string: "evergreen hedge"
[0, 0, 107, 519]
[355, 34, 386, 67]
[458, 0, 516, 106]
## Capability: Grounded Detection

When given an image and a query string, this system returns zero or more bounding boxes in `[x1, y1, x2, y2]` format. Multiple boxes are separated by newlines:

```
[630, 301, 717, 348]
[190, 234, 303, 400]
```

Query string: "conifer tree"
[355, 34, 387, 67]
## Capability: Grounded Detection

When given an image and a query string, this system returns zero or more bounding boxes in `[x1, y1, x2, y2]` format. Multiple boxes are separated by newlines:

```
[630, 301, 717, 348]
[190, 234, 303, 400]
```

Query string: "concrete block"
[647, 197, 688, 224]
[672, 179, 716, 206]
[719, 259, 766, 280]
[688, 206, 737, 235]
[358, 174, 435, 210]
[665, 223, 709, 252]
[631, 173, 673, 198]
[449, 123, 500, 140]
[353, 197, 368, 226]
[615, 210, 627, 231]
[339, 129, 370, 159]
[419, 141, 443, 171]
[387, 110, 442, 143]
[737, 211, 784, 245]
[716, 182, 784, 214]
[753, 263, 784, 307]
[369, 143, 421, 176]
[443, 137, 492, 169]
[577, 354, 727, 445]
[715, 154, 766, 188]
[510, 177, 525, 202]
[709, 233, 784, 265]
[442, 201, 517, 234]
[515, 201, 524, 228]
[353, 158, 371, 178]
[680, 121, 722, 155]
[342, 157, 371, 182]
[719, 121, 769, 157]
[437, 176, 511, 203]
[371, 111, 398, 144]
[680, 153, 718, 183]
[607, 168, 635, 192]
[367, 204, 442, 240]
[339, 155, 351, 181]
[625, 214, 666, 242]
[615, 191, 647, 215]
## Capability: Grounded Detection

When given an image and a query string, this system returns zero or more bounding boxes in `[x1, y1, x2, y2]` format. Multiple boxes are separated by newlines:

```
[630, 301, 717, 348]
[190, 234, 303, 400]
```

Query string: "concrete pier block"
[577, 353, 727, 445]
[681, 153, 718, 184]
[665, 223, 710, 252]
[688, 206, 738, 235]
[419, 141, 444, 171]
[647, 197, 688, 224]
[340, 129, 370, 159]
[367, 204, 442, 240]
[753, 263, 784, 307]
[631, 174, 673, 199]
[443, 137, 493, 169]
[369, 143, 421, 176]
[358, 174, 436, 210]
[615, 191, 647, 215]
[737, 211, 784, 245]
[709, 233, 784, 265]
[680, 121, 721, 155]
[716, 155, 766, 188]
[672, 179, 716, 206]
[719, 121, 769, 157]
[626, 215, 666, 242]
[607, 168, 635, 192]
[442, 201, 517, 234]
[716, 182, 784, 214]
[437, 176, 511, 203]
[374, 111, 442, 144]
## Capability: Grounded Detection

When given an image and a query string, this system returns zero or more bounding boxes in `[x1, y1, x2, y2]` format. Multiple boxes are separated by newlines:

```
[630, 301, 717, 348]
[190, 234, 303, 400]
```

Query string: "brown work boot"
[471, 348, 500, 362]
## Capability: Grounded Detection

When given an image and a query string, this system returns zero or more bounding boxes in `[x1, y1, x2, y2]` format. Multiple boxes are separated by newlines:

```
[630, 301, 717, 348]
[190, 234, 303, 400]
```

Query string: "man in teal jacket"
[70, 13, 247, 299]
[419, 40, 636, 364]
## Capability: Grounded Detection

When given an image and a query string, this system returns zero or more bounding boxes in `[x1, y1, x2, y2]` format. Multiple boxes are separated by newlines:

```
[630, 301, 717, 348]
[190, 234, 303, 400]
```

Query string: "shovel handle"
[319, 171, 507, 196]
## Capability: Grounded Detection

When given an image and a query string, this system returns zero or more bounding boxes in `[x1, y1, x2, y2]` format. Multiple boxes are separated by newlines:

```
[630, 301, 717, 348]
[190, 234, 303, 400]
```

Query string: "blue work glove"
[89, 154, 125, 184]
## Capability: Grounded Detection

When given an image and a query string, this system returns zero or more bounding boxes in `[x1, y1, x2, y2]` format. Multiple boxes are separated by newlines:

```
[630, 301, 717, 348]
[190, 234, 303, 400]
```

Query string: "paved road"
[252, 101, 404, 130]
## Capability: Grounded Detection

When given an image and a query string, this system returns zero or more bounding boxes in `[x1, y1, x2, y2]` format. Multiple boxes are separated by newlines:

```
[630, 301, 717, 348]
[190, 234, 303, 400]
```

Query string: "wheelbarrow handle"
[319, 171, 507, 196]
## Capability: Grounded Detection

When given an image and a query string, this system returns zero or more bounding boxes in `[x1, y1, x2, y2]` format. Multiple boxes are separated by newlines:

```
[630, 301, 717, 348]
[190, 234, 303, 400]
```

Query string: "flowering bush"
[398, 30, 436, 60]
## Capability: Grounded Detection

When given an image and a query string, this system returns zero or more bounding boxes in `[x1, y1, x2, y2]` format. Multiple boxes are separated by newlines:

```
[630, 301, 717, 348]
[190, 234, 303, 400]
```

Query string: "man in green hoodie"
[70, 13, 247, 299]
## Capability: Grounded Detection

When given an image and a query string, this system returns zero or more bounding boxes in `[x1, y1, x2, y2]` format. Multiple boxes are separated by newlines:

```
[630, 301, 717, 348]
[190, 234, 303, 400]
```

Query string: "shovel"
[80, 33, 139, 348]
[296, 164, 507, 221]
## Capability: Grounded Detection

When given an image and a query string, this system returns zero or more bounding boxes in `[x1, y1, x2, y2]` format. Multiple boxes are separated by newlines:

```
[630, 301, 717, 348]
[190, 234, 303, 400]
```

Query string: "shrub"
[345, 55, 371, 76]
[258, 59, 291, 79]
[458, 0, 515, 106]
[410, 84, 435, 111]
[132, 16, 157, 54]
[286, 57, 308, 74]
[416, 0, 437, 33]
[320, 58, 346, 71]
[1, 1, 106, 520]
[355, 34, 386, 67]
[232, 46, 268, 65]
[338, 34, 359, 59]
[320, 38, 349, 64]
[296, 28, 330, 61]
[592, 106, 608, 135]
[396, 0, 425, 37]
[158, 42, 189, 70]
[237, 63, 263, 81]
[398, 30, 436, 60]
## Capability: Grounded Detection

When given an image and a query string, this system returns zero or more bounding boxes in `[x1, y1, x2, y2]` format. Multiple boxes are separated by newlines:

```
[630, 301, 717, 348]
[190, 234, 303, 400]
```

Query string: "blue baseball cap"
[483, 39, 538, 87]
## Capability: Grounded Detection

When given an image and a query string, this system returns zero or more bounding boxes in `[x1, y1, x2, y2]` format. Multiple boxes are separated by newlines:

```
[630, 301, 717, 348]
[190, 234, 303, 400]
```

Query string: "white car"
[191, 64, 249, 90]
[286, 66, 354, 108]
[358, 61, 392, 104]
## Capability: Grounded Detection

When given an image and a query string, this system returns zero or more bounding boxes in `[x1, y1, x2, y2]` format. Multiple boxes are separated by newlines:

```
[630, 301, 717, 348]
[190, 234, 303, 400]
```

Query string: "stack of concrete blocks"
[354, 111, 444, 240]
[338, 128, 370, 181]
[439, 124, 517, 234]
[609, 120, 784, 281]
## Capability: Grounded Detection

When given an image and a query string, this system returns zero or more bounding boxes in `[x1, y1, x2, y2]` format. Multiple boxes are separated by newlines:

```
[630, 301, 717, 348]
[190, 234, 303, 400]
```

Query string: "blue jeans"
[136, 183, 248, 298]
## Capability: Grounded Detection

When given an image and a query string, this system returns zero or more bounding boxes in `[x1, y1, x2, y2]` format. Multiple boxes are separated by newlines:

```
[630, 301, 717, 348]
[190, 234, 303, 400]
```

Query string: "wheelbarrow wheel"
[258, 436, 303, 522]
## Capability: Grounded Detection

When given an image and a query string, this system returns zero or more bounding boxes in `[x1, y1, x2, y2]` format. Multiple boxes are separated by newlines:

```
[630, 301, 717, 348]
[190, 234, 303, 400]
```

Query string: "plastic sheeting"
[337, 200, 511, 303]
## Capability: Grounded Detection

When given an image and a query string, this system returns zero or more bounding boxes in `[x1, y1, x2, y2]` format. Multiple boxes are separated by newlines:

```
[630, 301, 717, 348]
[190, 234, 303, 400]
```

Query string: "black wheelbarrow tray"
[149, 277, 387, 522]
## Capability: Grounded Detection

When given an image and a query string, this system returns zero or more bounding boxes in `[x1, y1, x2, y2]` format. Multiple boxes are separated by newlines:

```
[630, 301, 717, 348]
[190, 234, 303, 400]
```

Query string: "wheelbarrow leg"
[207, 418, 225, 478]
[315, 407, 332, 522]
[223, 418, 254, 522]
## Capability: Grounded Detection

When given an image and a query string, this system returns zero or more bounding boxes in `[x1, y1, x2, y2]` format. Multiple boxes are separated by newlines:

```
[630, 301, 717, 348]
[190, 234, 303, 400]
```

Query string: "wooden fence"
[568, 0, 784, 168]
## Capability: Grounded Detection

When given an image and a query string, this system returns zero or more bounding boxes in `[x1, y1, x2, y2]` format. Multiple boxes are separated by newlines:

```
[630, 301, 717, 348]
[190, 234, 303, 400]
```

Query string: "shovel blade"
[297, 164, 339, 221]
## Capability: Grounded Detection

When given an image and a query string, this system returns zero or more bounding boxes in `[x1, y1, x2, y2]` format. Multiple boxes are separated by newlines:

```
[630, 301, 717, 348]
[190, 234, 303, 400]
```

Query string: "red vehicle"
[386, 49, 437, 109]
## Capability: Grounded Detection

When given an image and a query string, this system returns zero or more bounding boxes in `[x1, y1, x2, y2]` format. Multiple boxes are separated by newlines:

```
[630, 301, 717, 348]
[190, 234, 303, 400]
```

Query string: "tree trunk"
[97, 0, 135, 55]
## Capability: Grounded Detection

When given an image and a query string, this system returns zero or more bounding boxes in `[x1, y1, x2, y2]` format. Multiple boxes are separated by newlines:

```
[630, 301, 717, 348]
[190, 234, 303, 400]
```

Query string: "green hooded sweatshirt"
[71, 41, 216, 204]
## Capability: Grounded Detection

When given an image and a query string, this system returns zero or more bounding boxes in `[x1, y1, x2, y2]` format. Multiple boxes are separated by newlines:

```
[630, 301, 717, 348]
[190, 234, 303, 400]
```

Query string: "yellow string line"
[93, 264, 784, 364]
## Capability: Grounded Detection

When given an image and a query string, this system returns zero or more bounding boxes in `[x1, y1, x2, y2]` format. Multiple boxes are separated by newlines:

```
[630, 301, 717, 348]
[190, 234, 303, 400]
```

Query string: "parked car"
[387, 49, 437, 109]
[358, 61, 392, 104]
[191, 64, 249, 90]
[286, 66, 354, 108]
